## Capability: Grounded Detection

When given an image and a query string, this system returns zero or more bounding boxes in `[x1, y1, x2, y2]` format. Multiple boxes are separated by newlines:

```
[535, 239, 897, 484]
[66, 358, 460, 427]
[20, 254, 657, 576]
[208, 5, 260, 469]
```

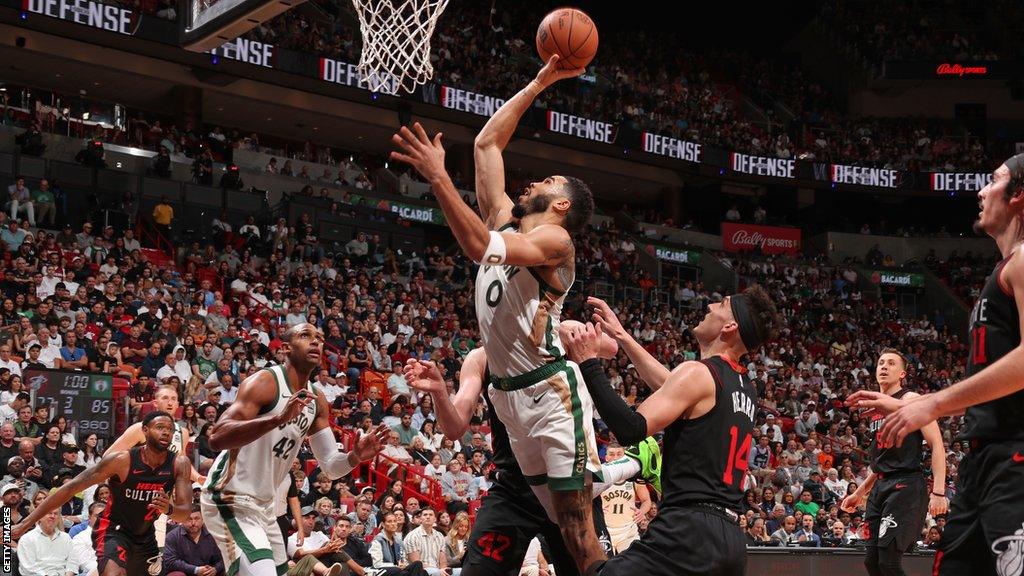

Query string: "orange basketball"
[536, 7, 599, 70]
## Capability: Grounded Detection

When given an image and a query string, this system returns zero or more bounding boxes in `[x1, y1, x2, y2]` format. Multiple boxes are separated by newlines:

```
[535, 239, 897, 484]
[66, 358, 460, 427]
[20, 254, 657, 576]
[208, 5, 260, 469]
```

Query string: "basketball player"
[391, 54, 605, 574]
[840, 349, 947, 576]
[11, 411, 192, 576]
[402, 321, 659, 576]
[200, 323, 389, 576]
[849, 152, 1024, 576]
[600, 443, 651, 555]
[107, 383, 202, 549]
[561, 287, 780, 576]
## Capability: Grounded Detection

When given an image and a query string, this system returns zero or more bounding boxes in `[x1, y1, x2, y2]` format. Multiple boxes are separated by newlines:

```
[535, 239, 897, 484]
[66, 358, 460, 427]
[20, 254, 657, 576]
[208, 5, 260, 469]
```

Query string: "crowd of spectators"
[0, 154, 979, 574]
[242, 0, 1005, 172]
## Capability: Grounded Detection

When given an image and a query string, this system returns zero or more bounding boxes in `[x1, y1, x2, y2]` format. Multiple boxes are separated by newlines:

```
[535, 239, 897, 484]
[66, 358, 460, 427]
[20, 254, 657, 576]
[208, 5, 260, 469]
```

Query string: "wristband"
[931, 491, 946, 497]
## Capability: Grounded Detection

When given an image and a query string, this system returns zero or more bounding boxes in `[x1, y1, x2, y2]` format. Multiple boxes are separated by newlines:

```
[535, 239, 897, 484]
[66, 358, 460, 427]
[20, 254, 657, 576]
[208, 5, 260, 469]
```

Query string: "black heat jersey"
[483, 369, 520, 475]
[97, 446, 176, 539]
[661, 355, 756, 514]
[869, 388, 923, 475]
[963, 256, 1024, 440]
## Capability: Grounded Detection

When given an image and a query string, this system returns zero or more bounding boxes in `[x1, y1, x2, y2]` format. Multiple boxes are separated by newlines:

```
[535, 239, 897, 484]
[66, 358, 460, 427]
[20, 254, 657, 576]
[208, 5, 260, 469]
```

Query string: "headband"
[730, 294, 763, 352]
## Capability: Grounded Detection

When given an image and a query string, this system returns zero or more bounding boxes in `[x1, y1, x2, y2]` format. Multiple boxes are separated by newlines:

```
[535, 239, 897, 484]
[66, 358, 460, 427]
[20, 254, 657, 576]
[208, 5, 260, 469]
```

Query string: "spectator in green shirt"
[794, 489, 820, 517]
[32, 179, 55, 228]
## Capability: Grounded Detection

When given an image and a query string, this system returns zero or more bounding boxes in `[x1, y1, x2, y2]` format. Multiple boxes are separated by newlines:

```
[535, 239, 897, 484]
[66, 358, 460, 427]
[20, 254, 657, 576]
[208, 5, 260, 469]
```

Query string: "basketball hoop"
[350, 0, 450, 95]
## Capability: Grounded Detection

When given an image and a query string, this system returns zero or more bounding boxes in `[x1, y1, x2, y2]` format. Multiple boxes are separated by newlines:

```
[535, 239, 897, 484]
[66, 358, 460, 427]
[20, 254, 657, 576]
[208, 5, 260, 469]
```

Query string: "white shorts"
[487, 359, 603, 492]
[608, 524, 640, 554]
[200, 491, 287, 575]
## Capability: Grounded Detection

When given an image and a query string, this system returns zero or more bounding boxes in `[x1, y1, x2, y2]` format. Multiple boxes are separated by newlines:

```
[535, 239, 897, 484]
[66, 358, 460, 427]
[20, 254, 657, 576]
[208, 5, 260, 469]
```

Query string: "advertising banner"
[831, 164, 899, 188]
[929, 172, 992, 193]
[546, 110, 616, 144]
[641, 132, 702, 163]
[439, 86, 506, 117]
[645, 244, 702, 265]
[870, 270, 925, 288]
[730, 153, 796, 179]
[350, 193, 443, 225]
[22, 0, 140, 34]
[212, 37, 275, 68]
[722, 222, 801, 255]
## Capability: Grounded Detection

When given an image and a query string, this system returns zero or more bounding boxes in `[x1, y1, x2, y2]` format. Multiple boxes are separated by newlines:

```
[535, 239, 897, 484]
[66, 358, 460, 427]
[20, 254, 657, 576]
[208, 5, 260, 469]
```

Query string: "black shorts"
[600, 506, 745, 576]
[93, 527, 160, 575]
[936, 440, 1024, 576]
[462, 472, 579, 576]
[864, 473, 927, 551]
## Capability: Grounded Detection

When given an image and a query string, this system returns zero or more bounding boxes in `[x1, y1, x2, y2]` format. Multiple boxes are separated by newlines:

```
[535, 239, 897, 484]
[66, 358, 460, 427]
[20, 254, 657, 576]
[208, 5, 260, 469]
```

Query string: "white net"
[351, 0, 450, 95]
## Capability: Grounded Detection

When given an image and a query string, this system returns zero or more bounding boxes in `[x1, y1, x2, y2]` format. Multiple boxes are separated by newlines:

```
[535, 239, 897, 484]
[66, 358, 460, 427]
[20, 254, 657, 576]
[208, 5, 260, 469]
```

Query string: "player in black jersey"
[850, 152, 1024, 576]
[403, 321, 656, 576]
[11, 411, 193, 576]
[841, 349, 947, 576]
[563, 286, 780, 576]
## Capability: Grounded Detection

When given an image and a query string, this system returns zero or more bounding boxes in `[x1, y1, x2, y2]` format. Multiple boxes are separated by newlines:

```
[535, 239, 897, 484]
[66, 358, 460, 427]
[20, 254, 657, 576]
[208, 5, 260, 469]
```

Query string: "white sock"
[594, 457, 640, 493]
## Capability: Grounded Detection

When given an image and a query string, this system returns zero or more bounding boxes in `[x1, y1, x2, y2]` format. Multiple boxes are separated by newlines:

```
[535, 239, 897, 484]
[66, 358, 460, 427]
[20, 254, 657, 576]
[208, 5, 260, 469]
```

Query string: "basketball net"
[350, 0, 450, 95]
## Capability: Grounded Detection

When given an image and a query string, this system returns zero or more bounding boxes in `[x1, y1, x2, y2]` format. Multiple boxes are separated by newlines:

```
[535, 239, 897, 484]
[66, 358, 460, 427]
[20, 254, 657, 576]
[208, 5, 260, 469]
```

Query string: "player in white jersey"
[107, 384, 202, 548]
[391, 55, 602, 575]
[599, 444, 651, 554]
[200, 323, 389, 576]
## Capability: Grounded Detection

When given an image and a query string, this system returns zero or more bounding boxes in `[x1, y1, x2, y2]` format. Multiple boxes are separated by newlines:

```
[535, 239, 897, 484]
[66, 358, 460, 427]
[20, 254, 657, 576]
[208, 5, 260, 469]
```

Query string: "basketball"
[536, 7, 599, 69]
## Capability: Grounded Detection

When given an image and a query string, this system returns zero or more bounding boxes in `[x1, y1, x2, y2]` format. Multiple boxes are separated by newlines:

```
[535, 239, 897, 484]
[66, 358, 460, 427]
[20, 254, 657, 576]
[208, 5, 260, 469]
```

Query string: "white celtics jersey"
[137, 421, 184, 453]
[204, 364, 317, 504]
[601, 481, 637, 530]
[475, 226, 572, 378]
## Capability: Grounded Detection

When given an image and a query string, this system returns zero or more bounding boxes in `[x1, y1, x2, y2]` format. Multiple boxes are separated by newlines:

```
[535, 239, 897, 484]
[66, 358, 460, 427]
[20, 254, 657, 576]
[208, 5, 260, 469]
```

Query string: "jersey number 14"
[723, 426, 751, 487]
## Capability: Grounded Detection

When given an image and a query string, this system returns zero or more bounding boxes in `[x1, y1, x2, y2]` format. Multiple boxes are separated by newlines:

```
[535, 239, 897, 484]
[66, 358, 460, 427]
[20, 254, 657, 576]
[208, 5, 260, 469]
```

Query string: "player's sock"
[593, 457, 640, 493]
[624, 437, 662, 495]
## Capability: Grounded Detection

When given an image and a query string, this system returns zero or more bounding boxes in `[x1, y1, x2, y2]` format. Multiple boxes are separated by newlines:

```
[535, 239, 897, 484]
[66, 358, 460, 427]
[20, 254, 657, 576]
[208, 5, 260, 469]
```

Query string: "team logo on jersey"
[992, 524, 1024, 576]
[879, 515, 898, 538]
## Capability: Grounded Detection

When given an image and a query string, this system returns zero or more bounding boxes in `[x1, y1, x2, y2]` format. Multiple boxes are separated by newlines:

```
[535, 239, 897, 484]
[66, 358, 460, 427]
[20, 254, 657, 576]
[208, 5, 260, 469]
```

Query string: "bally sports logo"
[936, 63, 989, 77]
[722, 222, 801, 255]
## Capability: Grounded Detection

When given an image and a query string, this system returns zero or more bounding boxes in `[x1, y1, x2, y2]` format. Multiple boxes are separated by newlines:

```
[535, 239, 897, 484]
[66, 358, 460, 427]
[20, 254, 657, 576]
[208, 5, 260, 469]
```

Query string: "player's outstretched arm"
[392, 123, 574, 269]
[404, 350, 483, 440]
[208, 370, 307, 452]
[11, 451, 127, 539]
[585, 297, 670, 390]
[877, 252, 1024, 446]
[107, 422, 145, 454]
[473, 55, 584, 229]
[307, 389, 389, 480]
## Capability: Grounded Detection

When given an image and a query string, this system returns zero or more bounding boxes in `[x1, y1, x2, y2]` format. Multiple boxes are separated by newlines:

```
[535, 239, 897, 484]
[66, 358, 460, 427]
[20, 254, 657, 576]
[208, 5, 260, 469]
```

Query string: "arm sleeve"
[309, 427, 356, 480]
[579, 359, 648, 445]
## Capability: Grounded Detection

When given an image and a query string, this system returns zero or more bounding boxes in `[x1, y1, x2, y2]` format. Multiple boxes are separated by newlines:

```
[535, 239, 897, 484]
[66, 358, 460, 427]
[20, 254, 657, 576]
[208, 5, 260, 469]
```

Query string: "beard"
[511, 193, 552, 220]
[972, 218, 986, 235]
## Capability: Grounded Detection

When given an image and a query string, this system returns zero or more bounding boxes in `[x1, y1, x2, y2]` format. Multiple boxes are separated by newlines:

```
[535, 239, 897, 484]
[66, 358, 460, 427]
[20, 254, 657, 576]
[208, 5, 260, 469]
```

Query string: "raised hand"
[534, 54, 586, 88]
[148, 490, 171, 515]
[354, 424, 390, 461]
[878, 395, 941, 448]
[562, 322, 602, 363]
[277, 389, 314, 426]
[845, 390, 905, 418]
[587, 296, 626, 341]
[390, 123, 447, 183]
[404, 359, 446, 393]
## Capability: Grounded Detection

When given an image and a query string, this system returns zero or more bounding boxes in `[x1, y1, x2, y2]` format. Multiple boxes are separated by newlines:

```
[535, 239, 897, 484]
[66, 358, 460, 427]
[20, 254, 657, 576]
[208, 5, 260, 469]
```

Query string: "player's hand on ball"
[390, 123, 447, 183]
[535, 54, 586, 88]
[404, 359, 445, 393]
[563, 321, 602, 362]
[149, 490, 171, 515]
[587, 296, 626, 341]
[929, 493, 948, 517]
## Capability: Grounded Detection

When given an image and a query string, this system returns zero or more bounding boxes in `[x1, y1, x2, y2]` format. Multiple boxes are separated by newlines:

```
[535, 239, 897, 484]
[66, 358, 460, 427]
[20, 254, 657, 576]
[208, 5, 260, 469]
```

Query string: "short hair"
[156, 385, 179, 399]
[879, 348, 908, 369]
[191, 503, 202, 513]
[336, 516, 352, 526]
[559, 176, 594, 234]
[142, 410, 173, 427]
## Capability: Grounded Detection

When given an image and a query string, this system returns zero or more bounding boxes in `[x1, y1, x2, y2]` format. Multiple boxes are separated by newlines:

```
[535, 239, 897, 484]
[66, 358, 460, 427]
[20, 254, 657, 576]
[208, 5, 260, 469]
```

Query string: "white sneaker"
[327, 562, 344, 576]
